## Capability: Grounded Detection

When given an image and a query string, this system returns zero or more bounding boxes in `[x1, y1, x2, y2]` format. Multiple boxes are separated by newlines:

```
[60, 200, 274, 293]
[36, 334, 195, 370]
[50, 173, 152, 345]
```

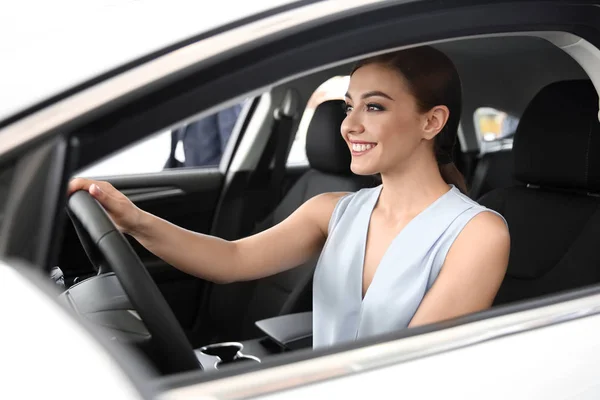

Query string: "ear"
[422, 106, 450, 140]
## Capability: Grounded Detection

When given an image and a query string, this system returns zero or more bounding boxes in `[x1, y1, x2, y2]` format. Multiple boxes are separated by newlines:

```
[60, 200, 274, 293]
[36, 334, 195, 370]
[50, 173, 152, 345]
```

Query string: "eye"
[344, 103, 354, 114]
[366, 103, 385, 112]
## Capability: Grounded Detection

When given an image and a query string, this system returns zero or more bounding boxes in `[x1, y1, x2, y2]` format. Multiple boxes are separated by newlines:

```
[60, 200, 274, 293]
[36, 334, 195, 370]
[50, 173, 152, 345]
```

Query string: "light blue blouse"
[312, 184, 506, 348]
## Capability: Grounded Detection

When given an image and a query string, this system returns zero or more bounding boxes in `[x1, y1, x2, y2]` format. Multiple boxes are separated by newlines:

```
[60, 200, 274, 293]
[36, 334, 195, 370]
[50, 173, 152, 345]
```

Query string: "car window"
[77, 103, 245, 177]
[474, 107, 519, 154]
[287, 76, 350, 166]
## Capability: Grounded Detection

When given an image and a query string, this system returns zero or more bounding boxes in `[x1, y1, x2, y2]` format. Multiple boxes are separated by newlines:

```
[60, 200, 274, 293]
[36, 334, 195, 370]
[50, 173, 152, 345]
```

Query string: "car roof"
[0, 0, 300, 123]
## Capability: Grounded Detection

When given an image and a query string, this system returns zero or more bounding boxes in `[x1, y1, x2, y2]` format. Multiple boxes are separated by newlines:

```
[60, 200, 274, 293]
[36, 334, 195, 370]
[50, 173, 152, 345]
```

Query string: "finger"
[68, 177, 94, 195]
[89, 183, 112, 210]
[89, 183, 122, 214]
[89, 183, 103, 197]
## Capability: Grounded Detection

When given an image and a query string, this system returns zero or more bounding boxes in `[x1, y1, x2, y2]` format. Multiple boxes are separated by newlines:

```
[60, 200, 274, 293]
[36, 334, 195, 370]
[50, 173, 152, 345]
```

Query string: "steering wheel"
[67, 190, 201, 374]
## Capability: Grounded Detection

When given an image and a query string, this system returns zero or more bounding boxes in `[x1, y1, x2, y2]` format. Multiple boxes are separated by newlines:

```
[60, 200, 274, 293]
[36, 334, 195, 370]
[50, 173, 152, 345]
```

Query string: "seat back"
[208, 100, 375, 341]
[469, 149, 515, 200]
[479, 80, 600, 305]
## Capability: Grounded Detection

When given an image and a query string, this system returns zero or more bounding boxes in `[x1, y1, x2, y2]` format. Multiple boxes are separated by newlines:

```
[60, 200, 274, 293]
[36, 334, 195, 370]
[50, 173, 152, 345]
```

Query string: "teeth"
[352, 143, 374, 152]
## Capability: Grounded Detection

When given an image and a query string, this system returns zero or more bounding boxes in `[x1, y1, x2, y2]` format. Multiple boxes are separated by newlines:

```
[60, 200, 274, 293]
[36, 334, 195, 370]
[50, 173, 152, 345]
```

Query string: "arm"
[68, 178, 345, 284]
[408, 211, 510, 327]
[133, 192, 344, 283]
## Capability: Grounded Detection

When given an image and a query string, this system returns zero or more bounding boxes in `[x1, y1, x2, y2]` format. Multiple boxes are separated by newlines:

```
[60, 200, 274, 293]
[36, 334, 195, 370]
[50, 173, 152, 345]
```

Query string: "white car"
[2, 0, 600, 399]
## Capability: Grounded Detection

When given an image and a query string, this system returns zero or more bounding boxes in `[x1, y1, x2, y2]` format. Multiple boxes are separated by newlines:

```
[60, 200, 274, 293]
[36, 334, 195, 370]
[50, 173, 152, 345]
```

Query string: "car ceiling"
[280, 35, 588, 150]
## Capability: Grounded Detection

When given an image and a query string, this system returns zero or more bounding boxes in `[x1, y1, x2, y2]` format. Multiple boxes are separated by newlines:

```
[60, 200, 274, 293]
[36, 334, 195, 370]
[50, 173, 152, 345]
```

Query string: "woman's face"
[341, 63, 435, 176]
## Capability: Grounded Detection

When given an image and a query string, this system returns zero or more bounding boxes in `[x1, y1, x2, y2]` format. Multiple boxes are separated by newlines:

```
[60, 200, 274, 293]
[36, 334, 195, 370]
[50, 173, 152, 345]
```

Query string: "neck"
[377, 154, 451, 219]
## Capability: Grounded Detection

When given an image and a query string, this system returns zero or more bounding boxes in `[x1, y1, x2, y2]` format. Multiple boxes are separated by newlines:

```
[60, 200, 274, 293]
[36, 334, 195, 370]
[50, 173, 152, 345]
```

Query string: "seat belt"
[468, 155, 491, 200]
[267, 108, 295, 206]
[243, 90, 299, 232]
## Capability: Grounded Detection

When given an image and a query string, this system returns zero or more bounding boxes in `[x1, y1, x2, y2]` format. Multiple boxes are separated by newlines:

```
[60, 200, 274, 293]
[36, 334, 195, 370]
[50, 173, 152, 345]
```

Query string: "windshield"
[0, 0, 298, 123]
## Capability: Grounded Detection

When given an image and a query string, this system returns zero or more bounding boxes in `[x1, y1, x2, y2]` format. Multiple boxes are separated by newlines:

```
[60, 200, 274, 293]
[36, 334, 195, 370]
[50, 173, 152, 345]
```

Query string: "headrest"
[306, 100, 352, 175]
[514, 80, 600, 192]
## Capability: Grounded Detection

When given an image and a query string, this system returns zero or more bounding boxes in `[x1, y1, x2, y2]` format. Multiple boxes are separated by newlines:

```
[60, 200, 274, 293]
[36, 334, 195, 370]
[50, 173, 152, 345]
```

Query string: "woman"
[69, 46, 510, 348]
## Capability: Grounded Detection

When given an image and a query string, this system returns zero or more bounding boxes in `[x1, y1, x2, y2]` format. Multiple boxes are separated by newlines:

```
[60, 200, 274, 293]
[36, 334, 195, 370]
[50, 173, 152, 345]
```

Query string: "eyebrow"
[345, 90, 394, 101]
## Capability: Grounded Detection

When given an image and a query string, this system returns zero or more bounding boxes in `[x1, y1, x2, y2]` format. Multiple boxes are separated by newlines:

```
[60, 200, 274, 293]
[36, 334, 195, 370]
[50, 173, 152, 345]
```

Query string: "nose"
[341, 109, 364, 137]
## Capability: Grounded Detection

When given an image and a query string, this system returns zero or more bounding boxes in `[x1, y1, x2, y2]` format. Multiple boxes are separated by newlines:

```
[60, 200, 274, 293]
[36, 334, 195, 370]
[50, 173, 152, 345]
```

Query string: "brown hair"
[352, 46, 468, 194]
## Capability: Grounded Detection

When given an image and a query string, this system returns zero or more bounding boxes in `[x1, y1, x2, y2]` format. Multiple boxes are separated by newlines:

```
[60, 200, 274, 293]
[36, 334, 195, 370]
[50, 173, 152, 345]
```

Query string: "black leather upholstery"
[479, 80, 600, 305]
[207, 100, 375, 342]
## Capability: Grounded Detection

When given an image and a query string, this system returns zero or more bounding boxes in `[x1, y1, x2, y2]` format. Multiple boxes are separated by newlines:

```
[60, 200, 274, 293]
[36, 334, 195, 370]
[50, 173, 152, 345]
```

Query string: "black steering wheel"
[67, 190, 201, 374]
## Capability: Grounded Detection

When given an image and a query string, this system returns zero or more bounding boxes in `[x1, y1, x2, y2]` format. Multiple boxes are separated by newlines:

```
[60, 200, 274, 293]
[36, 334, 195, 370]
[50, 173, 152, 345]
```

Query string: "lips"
[349, 141, 377, 156]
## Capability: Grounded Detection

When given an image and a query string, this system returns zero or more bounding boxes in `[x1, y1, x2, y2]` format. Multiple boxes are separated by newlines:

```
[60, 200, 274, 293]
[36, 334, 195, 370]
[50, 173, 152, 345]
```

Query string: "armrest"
[255, 312, 312, 350]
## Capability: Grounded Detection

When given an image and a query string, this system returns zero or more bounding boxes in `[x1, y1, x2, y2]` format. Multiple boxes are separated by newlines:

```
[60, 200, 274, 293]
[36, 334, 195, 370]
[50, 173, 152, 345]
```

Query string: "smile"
[350, 142, 377, 155]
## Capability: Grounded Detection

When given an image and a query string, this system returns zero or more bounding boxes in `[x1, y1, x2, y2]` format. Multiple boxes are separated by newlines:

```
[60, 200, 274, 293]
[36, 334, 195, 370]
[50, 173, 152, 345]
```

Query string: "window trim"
[75, 98, 257, 178]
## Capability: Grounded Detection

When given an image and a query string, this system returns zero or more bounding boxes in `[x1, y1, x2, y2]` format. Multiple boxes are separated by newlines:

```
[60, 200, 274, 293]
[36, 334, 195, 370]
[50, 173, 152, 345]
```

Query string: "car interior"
[8, 31, 597, 379]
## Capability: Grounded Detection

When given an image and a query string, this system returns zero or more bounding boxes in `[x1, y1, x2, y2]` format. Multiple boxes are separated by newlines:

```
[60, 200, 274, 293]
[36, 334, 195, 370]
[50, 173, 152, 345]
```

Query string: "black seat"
[206, 100, 375, 344]
[469, 149, 515, 200]
[479, 80, 600, 305]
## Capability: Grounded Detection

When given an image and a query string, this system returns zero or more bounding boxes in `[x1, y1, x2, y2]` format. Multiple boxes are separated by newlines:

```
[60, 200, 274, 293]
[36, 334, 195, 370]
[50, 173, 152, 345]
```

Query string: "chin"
[350, 162, 379, 176]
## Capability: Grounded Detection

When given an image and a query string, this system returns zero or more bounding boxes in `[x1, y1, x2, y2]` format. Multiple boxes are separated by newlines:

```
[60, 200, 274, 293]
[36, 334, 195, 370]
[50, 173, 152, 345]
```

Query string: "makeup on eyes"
[344, 102, 386, 114]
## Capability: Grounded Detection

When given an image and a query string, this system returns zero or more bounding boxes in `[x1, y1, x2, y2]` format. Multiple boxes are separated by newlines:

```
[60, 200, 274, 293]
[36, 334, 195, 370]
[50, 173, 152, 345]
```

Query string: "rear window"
[474, 107, 519, 154]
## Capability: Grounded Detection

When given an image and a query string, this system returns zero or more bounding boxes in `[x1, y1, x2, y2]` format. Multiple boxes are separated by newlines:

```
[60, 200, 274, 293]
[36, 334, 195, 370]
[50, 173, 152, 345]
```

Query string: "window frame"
[75, 99, 257, 178]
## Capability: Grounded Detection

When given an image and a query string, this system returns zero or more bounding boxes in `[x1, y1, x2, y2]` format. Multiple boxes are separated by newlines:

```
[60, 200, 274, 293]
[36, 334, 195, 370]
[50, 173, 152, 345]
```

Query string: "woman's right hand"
[68, 178, 143, 235]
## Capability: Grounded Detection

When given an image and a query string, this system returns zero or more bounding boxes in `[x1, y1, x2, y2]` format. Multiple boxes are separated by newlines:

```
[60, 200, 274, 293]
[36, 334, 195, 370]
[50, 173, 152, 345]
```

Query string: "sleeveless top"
[312, 184, 507, 348]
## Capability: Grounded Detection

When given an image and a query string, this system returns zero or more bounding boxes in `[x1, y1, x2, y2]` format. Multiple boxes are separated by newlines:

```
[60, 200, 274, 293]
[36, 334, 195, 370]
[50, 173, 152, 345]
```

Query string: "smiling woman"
[312, 45, 509, 347]
[345, 46, 467, 193]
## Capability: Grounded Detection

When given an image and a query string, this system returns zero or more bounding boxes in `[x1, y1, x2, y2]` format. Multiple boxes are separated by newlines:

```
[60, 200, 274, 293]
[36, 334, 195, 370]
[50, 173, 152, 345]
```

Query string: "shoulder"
[447, 209, 510, 273]
[305, 186, 378, 212]
[302, 186, 378, 235]
[450, 188, 510, 246]
[299, 192, 351, 236]
[465, 209, 509, 237]
[460, 206, 510, 250]
[438, 187, 511, 277]
[305, 191, 351, 210]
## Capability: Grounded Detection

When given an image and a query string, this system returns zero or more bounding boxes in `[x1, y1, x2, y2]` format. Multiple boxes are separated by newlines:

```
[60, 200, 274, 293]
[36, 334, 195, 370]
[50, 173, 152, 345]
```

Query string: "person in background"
[165, 103, 243, 168]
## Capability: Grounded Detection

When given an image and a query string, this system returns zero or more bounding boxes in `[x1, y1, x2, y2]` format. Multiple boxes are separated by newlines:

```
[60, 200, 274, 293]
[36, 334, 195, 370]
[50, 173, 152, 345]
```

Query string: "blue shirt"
[312, 184, 507, 348]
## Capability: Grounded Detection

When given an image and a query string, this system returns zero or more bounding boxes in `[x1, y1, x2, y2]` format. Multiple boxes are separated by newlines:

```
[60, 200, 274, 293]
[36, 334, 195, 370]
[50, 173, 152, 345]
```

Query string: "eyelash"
[344, 103, 385, 114]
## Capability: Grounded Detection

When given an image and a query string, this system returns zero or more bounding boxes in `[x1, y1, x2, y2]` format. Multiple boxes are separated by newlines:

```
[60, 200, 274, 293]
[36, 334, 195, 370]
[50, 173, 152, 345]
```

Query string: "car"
[2, 0, 600, 398]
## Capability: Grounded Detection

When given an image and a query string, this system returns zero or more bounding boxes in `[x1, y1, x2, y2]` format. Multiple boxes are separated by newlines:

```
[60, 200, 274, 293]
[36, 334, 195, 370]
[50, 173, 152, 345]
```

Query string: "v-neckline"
[358, 184, 456, 302]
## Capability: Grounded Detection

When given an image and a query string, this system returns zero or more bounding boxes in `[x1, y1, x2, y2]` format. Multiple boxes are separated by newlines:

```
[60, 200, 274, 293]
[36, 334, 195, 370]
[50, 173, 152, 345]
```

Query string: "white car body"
[0, 261, 144, 399]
